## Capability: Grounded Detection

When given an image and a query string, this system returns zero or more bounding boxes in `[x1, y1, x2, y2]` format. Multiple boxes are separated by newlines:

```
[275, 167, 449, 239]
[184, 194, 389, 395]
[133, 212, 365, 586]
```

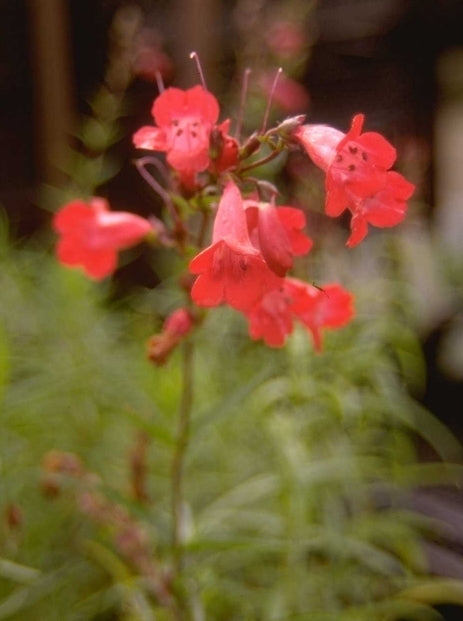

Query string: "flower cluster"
[188, 179, 353, 349]
[53, 81, 415, 355]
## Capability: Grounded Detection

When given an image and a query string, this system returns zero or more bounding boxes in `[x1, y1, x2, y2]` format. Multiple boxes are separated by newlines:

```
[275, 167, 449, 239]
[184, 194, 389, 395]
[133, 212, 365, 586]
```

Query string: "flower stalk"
[171, 337, 195, 579]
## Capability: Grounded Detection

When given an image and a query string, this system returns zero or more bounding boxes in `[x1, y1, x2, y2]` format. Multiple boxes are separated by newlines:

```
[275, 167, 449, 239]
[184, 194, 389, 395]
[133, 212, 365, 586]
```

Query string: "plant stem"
[171, 338, 194, 577]
[238, 144, 284, 174]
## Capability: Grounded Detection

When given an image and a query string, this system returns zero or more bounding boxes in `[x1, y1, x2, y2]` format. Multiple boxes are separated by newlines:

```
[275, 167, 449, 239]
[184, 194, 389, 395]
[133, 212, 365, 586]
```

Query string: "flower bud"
[276, 114, 307, 136]
[147, 308, 194, 365]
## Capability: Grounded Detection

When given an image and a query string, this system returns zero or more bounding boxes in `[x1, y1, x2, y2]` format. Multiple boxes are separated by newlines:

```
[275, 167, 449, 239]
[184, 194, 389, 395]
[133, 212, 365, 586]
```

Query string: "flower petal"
[152, 86, 219, 126]
[132, 126, 167, 150]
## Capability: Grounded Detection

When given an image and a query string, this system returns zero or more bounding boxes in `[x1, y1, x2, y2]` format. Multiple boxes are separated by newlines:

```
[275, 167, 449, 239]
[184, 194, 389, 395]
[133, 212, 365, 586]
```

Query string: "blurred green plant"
[0, 212, 463, 620]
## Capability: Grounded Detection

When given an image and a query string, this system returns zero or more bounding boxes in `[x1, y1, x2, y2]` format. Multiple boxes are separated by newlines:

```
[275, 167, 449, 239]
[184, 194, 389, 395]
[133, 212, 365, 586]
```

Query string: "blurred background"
[1, 1, 463, 619]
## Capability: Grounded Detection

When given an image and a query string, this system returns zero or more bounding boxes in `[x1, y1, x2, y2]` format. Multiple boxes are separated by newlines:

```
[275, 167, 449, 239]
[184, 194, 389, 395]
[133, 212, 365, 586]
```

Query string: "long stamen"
[189, 51, 207, 90]
[154, 70, 165, 93]
[235, 67, 251, 141]
[261, 66, 283, 133]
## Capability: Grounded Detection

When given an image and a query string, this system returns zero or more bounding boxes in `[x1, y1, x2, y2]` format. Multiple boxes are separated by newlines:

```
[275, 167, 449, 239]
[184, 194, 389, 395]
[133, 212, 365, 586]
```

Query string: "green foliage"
[0, 221, 462, 620]
[0, 227, 159, 619]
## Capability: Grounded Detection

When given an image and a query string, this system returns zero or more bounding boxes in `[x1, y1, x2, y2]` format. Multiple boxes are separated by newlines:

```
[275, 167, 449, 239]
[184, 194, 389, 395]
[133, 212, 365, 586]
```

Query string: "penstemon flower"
[243, 285, 295, 347]
[53, 197, 153, 280]
[189, 180, 282, 312]
[242, 278, 353, 349]
[133, 85, 220, 179]
[133, 85, 240, 190]
[287, 279, 354, 351]
[293, 113, 415, 246]
[244, 199, 313, 277]
[39, 32, 445, 621]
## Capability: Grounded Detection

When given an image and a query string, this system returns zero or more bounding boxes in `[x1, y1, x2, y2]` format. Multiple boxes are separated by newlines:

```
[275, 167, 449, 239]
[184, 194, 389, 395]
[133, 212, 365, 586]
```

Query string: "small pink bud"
[164, 308, 194, 337]
[147, 308, 194, 366]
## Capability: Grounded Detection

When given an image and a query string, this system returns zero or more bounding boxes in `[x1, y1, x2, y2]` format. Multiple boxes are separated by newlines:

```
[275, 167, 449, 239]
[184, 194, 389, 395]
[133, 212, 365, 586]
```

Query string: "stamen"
[154, 70, 165, 93]
[261, 67, 283, 133]
[235, 67, 251, 141]
[189, 51, 207, 90]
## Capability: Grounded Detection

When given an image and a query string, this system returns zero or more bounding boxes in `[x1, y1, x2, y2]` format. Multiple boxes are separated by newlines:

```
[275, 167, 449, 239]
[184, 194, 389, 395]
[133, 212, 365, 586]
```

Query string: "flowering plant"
[53, 76, 415, 356]
[42, 63, 463, 619]
[2, 4, 460, 613]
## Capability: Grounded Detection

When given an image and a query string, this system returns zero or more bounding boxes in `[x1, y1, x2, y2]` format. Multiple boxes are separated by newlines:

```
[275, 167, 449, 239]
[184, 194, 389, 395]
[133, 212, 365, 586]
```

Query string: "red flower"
[288, 279, 354, 351]
[189, 181, 281, 312]
[133, 85, 219, 175]
[244, 284, 294, 347]
[244, 199, 313, 276]
[209, 120, 239, 173]
[242, 278, 354, 350]
[294, 114, 415, 246]
[53, 198, 152, 280]
[347, 171, 416, 246]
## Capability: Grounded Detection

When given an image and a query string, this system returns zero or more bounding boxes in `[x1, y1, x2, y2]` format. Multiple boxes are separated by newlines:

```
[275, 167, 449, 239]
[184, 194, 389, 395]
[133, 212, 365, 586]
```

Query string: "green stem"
[171, 338, 194, 577]
[238, 144, 284, 174]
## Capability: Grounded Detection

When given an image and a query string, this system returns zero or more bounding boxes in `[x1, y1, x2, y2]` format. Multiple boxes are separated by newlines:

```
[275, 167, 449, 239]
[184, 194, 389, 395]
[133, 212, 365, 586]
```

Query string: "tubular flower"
[189, 181, 282, 312]
[242, 278, 354, 350]
[288, 279, 354, 351]
[133, 85, 219, 175]
[294, 114, 415, 246]
[245, 199, 313, 276]
[53, 197, 152, 280]
[243, 284, 294, 347]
